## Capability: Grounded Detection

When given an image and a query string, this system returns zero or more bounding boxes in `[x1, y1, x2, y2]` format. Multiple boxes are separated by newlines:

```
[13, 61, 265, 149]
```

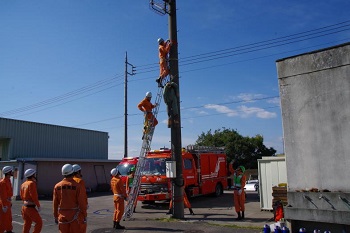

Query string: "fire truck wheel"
[213, 183, 223, 197]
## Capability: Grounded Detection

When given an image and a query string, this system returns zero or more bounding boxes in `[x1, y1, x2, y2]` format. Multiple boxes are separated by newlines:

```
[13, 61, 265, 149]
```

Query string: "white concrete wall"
[277, 43, 350, 192]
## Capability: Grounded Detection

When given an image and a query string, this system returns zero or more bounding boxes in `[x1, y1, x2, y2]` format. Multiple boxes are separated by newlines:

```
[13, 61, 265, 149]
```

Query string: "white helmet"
[146, 92, 152, 98]
[24, 168, 36, 178]
[110, 168, 118, 176]
[157, 38, 164, 44]
[72, 164, 81, 173]
[62, 164, 74, 176]
[2, 166, 13, 175]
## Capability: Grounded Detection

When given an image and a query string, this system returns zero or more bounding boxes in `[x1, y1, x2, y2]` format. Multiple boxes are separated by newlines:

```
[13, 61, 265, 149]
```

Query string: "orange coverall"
[20, 178, 43, 233]
[53, 177, 87, 233]
[73, 176, 88, 233]
[168, 180, 192, 210]
[0, 177, 13, 232]
[138, 97, 158, 128]
[110, 175, 127, 222]
[159, 40, 171, 79]
[233, 171, 246, 212]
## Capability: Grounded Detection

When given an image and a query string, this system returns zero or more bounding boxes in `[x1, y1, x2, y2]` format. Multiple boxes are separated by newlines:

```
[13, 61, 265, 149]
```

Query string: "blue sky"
[1, 1, 350, 160]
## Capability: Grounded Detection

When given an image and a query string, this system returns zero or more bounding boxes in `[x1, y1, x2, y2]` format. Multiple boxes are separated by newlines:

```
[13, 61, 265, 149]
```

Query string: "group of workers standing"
[0, 164, 88, 233]
[0, 160, 247, 233]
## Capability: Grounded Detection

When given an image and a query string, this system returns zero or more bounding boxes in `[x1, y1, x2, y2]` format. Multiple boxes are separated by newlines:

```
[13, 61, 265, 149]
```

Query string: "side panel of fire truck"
[186, 152, 228, 197]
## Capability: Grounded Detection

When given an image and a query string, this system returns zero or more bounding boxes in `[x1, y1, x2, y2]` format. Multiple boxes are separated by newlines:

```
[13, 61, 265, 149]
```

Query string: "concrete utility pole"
[149, 0, 183, 219]
[168, 0, 184, 219]
[124, 52, 136, 158]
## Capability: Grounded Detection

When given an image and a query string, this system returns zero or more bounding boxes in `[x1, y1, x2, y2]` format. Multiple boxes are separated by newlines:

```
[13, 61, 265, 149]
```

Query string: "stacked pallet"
[272, 186, 288, 206]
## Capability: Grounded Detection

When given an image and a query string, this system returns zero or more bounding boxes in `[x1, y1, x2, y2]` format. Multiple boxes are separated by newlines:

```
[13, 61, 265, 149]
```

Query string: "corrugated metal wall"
[0, 118, 108, 160]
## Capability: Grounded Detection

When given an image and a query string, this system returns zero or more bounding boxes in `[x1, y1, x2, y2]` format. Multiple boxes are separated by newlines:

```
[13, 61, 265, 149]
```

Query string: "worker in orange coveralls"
[155, 37, 172, 87]
[138, 91, 158, 139]
[53, 164, 87, 233]
[110, 168, 127, 229]
[0, 166, 14, 233]
[72, 164, 88, 233]
[20, 168, 42, 233]
[166, 180, 194, 215]
[233, 165, 246, 220]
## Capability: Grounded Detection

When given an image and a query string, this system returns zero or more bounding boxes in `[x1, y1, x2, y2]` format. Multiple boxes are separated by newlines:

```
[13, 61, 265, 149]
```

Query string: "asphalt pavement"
[11, 190, 275, 233]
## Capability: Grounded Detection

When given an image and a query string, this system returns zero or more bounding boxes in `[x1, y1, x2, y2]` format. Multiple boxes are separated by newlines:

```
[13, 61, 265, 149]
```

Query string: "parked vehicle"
[126, 146, 228, 204]
[245, 179, 259, 191]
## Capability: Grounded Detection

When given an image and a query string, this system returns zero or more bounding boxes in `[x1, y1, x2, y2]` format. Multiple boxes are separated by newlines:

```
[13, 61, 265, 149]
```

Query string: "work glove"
[124, 196, 128, 202]
[37, 207, 41, 213]
[55, 219, 58, 224]
[84, 218, 87, 223]
[238, 189, 242, 195]
[2, 206, 8, 213]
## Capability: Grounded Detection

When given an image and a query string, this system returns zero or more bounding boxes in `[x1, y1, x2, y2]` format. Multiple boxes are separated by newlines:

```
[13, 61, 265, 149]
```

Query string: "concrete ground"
[11, 190, 275, 233]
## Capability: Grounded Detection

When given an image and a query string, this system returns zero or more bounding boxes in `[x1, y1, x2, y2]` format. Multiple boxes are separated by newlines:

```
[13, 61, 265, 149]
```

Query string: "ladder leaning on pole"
[123, 76, 169, 219]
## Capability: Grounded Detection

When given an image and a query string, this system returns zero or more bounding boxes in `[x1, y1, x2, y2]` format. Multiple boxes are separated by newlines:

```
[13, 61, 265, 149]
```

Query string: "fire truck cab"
[137, 146, 228, 203]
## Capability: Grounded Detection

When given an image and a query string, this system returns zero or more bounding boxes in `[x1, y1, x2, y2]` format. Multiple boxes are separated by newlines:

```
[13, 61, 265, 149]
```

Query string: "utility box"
[166, 161, 176, 178]
[258, 156, 287, 210]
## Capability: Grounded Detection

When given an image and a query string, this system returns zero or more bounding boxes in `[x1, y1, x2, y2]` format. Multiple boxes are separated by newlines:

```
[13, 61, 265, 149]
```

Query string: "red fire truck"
[137, 146, 228, 204]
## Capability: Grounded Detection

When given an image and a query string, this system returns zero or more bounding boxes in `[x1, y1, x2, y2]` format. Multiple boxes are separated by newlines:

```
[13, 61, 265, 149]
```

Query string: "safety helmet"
[130, 166, 136, 172]
[24, 168, 36, 178]
[2, 166, 13, 175]
[110, 168, 118, 176]
[72, 164, 82, 173]
[238, 166, 246, 173]
[61, 164, 74, 176]
[146, 92, 152, 98]
[157, 38, 164, 44]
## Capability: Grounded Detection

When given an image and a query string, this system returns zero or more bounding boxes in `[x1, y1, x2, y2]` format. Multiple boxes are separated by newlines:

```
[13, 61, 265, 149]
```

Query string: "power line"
[2, 20, 350, 117]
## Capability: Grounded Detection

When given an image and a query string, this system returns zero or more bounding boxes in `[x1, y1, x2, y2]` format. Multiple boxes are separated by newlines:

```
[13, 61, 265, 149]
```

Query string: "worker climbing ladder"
[123, 76, 170, 219]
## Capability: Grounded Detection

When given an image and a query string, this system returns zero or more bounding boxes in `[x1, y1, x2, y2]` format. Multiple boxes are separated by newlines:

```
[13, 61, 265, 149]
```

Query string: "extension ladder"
[123, 76, 169, 219]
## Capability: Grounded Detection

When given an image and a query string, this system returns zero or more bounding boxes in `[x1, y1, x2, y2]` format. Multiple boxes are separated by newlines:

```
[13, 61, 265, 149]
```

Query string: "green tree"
[195, 128, 276, 169]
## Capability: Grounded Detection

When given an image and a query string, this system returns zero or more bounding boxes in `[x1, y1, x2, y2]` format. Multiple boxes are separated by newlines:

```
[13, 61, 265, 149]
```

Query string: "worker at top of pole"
[20, 168, 43, 233]
[156, 37, 172, 87]
[138, 91, 159, 139]
[0, 166, 14, 233]
[72, 164, 88, 233]
[53, 164, 87, 233]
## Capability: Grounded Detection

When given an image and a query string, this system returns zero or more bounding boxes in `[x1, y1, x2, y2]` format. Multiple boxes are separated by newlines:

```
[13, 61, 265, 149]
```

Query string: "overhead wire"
[2, 20, 350, 118]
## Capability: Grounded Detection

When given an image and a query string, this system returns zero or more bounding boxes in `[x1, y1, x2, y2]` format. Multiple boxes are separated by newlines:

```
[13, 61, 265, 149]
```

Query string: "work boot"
[113, 221, 117, 228]
[242, 211, 245, 219]
[115, 222, 125, 229]
[166, 209, 172, 215]
[189, 208, 194, 215]
[236, 211, 242, 220]
[156, 77, 163, 87]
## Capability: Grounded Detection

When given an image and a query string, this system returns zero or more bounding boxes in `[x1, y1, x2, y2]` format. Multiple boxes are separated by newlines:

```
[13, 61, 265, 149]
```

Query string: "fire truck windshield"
[117, 163, 135, 176]
[141, 158, 168, 175]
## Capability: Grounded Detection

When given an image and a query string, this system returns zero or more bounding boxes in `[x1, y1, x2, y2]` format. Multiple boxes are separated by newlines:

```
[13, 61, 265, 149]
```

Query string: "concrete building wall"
[277, 42, 350, 229]
[0, 117, 108, 160]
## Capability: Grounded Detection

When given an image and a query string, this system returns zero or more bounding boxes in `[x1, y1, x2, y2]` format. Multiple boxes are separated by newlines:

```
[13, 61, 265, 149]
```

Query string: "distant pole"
[168, 0, 184, 219]
[124, 52, 136, 158]
[124, 52, 128, 158]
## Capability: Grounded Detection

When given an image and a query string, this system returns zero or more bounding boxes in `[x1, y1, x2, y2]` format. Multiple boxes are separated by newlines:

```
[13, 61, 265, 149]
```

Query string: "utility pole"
[149, 0, 183, 219]
[124, 52, 136, 158]
[168, 0, 184, 219]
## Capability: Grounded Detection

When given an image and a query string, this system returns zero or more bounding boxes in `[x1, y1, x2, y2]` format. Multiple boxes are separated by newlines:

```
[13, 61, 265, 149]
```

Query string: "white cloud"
[267, 97, 280, 105]
[238, 105, 276, 119]
[204, 104, 238, 117]
[237, 93, 264, 103]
